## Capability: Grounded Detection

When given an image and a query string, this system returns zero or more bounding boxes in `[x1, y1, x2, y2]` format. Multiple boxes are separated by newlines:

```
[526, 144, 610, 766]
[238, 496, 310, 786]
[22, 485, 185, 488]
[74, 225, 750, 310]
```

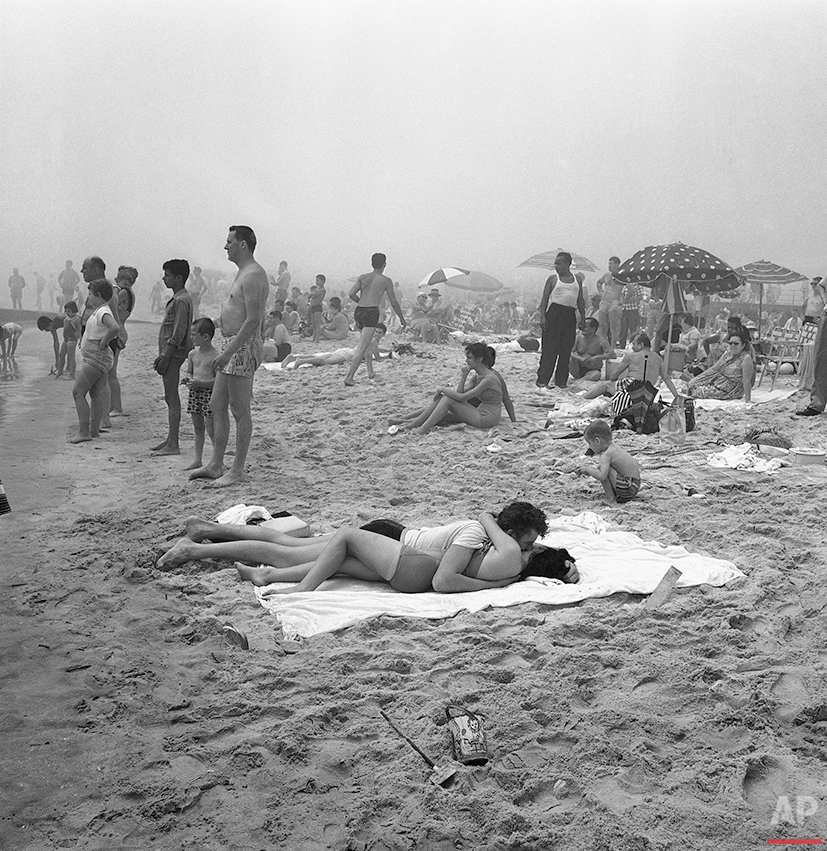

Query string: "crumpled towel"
[215, 504, 273, 525]
[707, 443, 782, 473]
[253, 510, 745, 639]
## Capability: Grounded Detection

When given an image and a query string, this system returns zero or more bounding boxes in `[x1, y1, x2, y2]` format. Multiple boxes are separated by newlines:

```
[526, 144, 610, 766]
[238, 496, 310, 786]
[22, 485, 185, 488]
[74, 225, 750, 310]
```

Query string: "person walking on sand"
[189, 225, 268, 487]
[151, 259, 193, 455]
[596, 257, 624, 345]
[344, 253, 406, 386]
[535, 251, 586, 390]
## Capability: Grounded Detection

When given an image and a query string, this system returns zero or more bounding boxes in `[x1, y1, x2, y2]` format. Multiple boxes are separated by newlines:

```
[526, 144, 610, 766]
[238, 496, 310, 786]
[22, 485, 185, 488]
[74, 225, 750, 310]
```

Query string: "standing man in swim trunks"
[190, 225, 268, 487]
[344, 253, 406, 386]
[309, 276, 326, 342]
[596, 256, 624, 346]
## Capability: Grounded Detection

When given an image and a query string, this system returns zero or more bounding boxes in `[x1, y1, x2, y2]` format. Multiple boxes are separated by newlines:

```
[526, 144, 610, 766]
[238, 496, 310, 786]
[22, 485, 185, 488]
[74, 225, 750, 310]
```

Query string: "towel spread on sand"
[659, 385, 798, 409]
[253, 511, 745, 639]
[707, 442, 783, 473]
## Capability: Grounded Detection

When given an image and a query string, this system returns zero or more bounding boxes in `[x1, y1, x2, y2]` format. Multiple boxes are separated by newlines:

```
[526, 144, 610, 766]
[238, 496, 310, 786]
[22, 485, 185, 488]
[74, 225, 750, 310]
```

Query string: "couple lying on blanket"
[157, 502, 580, 593]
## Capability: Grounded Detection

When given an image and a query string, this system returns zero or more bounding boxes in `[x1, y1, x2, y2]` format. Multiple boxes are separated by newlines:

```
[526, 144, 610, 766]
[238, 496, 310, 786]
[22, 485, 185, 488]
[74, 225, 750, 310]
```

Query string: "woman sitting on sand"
[687, 326, 754, 403]
[390, 343, 516, 435]
[157, 502, 580, 591]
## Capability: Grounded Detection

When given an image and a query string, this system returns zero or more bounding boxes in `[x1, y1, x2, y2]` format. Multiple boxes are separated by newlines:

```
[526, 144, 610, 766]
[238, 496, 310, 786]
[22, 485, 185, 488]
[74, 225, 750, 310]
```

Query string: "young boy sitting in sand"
[180, 318, 217, 471]
[580, 419, 641, 504]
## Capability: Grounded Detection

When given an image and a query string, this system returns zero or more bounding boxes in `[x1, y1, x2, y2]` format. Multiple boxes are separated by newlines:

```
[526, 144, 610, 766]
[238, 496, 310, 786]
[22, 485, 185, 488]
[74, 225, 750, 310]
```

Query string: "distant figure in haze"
[8, 268, 25, 310]
[596, 257, 623, 345]
[189, 225, 268, 487]
[33, 271, 46, 310]
[151, 259, 193, 456]
[344, 253, 406, 385]
[58, 261, 80, 310]
[150, 279, 165, 314]
[536, 251, 586, 389]
[188, 266, 208, 319]
[309, 275, 326, 342]
[276, 261, 291, 304]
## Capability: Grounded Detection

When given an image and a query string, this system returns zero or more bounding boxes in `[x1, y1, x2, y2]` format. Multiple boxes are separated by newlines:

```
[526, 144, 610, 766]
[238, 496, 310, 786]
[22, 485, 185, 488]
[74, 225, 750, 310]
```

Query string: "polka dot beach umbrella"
[734, 260, 807, 337]
[519, 249, 600, 274]
[616, 242, 743, 295]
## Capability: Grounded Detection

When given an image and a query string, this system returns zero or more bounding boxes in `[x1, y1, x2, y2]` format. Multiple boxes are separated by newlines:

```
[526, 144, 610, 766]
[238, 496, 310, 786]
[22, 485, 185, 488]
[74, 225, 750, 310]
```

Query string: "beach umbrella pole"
[758, 283, 764, 339]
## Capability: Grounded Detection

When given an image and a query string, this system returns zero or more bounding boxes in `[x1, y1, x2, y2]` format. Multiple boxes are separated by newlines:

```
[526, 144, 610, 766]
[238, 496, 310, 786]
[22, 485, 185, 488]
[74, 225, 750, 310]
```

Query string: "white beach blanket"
[253, 511, 745, 639]
[707, 442, 783, 473]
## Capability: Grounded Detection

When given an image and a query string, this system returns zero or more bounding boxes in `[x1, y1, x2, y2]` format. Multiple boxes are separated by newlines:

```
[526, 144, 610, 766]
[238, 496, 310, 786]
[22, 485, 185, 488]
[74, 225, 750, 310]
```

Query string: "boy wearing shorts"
[181, 318, 218, 471]
[580, 419, 641, 504]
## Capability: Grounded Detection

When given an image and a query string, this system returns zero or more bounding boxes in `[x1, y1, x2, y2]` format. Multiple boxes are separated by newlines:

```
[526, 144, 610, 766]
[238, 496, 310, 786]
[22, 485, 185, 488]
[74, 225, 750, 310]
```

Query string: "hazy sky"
[1, 0, 825, 294]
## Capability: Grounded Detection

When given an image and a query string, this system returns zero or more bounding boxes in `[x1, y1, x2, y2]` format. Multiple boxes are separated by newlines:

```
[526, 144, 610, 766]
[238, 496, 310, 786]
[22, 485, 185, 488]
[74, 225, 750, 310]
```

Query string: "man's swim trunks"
[310, 304, 323, 313]
[613, 475, 641, 503]
[354, 305, 380, 330]
[187, 385, 213, 417]
[218, 333, 263, 378]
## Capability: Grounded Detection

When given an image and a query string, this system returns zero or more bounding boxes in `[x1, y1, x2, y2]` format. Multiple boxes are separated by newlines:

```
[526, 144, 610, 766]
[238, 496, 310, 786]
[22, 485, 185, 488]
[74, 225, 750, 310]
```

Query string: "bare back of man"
[344, 253, 405, 386]
[190, 226, 268, 487]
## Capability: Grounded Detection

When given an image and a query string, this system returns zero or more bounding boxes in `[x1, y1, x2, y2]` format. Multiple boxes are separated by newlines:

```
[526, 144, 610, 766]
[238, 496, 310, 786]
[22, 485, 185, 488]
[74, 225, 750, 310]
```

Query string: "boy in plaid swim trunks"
[182, 318, 218, 470]
[580, 419, 642, 504]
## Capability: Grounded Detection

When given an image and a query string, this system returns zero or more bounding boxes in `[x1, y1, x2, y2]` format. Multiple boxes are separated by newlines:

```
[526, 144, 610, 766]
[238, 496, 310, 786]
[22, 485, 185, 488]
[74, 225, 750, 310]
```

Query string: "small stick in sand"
[379, 710, 457, 787]
[643, 565, 682, 611]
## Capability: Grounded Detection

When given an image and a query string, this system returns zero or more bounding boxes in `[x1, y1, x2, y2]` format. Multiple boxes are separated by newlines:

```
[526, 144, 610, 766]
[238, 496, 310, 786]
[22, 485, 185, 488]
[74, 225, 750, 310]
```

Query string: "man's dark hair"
[609, 255, 621, 264]
[375, 323, 387, 333]
[163, 259, 190, 283]
[192, 317, 215, 338]
[584, 317, 599, 331]
[496, 502, 548, 538]
[682, 314, 695, 327]
[634, 332, 651, 348]
[316, 274, 326, 284]
[88, 256, 106, 274]
[89, 279, 113, 302]
[372, 253, 387, 269]
[230, 225, 257, 253]
[556, 251, 572, 265]
[464, 342, 489, 362]
[271, 310, 283, 321]
[329, 297, 341, 309]
[64, 301, 78, 313]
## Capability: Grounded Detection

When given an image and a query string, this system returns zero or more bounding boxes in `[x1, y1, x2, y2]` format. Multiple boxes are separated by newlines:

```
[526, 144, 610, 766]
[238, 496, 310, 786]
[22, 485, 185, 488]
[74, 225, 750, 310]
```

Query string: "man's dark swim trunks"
[354, 306, 380, 330]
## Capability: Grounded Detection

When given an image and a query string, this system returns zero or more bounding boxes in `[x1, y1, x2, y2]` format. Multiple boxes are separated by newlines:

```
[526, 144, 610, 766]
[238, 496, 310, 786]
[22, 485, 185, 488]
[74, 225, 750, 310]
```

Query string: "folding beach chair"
[757, 324, 818, 390]
[613, 380, 661, 434]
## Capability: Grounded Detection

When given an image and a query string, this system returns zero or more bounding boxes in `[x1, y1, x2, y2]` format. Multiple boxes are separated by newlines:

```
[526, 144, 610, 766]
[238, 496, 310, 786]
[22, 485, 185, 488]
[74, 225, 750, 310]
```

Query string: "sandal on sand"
[446, 705, 488, 765]
[222, 623, 249, 650]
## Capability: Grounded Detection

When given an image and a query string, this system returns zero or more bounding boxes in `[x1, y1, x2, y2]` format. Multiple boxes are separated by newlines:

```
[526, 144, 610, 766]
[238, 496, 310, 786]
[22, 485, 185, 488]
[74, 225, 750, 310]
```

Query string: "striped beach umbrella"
[616, 243, 742, 295]
[444, 270, 504, 293]
[519, 249, 600, 274]
[418, 267, 470, 289]
[734, 260, 807, 337]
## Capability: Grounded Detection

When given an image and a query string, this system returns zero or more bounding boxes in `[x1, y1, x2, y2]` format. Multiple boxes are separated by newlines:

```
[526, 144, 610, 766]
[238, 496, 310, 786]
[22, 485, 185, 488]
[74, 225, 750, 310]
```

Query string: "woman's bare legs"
[235, 556, 383, 586]
[581, 381, 612, 400]
[268, 528, 403, 594]
[416, 397, 487, 435]
[184, 516, 334, 548]
[388, 405, 430, 426]
[157, 536, 332, 570]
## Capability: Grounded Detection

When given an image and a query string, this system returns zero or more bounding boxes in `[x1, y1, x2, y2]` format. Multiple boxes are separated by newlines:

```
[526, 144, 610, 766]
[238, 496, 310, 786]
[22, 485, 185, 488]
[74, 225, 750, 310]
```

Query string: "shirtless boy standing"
[344, 253, 406, 386]
[189, 225, 268, 487]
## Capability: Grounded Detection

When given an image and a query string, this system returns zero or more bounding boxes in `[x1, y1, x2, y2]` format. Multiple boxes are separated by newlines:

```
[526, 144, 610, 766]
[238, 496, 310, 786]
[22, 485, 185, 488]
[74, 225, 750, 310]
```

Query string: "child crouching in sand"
[181, 318, 217, 470]
[580, 419, 641, 504]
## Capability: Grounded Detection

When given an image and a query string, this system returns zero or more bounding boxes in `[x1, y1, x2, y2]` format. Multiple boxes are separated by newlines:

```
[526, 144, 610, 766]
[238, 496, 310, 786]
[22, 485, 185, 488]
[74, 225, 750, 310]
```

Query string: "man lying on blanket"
[157, 503, 580, 592]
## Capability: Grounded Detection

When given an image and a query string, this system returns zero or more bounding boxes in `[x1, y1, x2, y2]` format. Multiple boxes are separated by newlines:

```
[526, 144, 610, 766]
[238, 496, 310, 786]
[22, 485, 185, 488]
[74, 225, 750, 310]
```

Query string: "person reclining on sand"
[157, 502, 579, 589]
[281, 325, 390, 370]
[580, 332, 682, 412]
[390, 342, 516, 434]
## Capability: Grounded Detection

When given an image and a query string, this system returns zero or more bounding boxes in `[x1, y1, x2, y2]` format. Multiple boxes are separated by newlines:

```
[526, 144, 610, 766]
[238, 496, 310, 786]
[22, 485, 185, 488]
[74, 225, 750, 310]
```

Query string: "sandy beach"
[2, 319, 827, 850]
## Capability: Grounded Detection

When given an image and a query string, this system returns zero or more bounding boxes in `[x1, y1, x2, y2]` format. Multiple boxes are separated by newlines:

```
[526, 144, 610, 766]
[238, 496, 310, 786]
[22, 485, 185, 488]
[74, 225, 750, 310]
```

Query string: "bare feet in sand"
[344, 378, 355, 387]
[183, 459, 203, 470]
[157, 538, 202, 570]
[69, 434, 93, 444]
[188, 464, 224, 481]
[152, 445, 180, 456]
[185, 516, 217, 542]
[235, 562, 276, 586]
[205, 471, 246, 489]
